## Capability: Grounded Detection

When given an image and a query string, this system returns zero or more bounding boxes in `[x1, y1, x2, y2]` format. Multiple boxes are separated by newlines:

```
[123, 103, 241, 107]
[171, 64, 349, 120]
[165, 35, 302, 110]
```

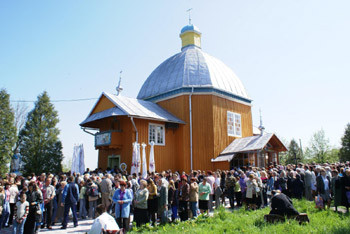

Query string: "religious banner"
[136, 143, 141, 174]
[71, 144, 85, 175]
[141, 143, 147, 179]
[149, 141, 155, 173]
[79, 144, 85, 174]
[71, 145, 79, 174]
[130, 142, 137, 175]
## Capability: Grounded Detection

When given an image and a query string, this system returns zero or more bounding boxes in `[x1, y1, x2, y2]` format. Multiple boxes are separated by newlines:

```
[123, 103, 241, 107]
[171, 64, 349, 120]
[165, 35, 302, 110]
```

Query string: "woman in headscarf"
[245, 174, 258, 210]
[133, 180, 149, 227]
[24, 181, 43, 234]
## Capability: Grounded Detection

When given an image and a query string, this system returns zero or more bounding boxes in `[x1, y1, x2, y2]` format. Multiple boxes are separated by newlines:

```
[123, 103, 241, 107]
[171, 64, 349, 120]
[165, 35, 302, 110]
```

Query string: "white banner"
[141, 143, 147, 179]
[149, 141, 155, 173]
[136, 143, 141, 174]
[130, 142, 137, 175]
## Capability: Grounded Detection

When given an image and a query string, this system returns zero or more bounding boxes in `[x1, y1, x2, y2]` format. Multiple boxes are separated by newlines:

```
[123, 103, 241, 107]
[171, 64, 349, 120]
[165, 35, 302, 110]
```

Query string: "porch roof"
[220, 133, 275, 155]
[219, 133, 286, 155]
[80, 92, 185, 127]
[212, 133, 286, 163]
[211, 154, 234, 162]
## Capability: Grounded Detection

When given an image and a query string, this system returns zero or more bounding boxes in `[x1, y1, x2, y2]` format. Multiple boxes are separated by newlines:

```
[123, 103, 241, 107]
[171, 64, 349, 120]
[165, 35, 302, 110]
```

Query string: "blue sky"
[1, 1, 349, 169]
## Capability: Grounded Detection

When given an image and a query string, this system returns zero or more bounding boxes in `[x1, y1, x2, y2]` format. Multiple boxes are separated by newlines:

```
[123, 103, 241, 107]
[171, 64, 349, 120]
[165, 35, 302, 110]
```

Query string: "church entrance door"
[108, 155, 120, 170]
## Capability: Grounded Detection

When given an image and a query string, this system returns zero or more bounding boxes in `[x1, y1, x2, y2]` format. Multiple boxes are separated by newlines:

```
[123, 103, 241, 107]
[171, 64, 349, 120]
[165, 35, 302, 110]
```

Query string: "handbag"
[255, 186, 260, 193]
[36, 203, 42, 215]
[315, 195, 324, 209]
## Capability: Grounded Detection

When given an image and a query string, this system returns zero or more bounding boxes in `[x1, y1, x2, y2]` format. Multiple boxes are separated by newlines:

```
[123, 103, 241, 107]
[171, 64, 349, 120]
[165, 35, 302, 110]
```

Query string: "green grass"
[129, 200, 350, 234]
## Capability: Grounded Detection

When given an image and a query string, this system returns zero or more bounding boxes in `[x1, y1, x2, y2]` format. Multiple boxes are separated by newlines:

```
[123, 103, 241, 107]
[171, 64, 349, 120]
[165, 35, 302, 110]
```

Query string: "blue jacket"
[267, 177, 275, 191]
[62, 182, 79, 205]
[112, 189, 132, 218]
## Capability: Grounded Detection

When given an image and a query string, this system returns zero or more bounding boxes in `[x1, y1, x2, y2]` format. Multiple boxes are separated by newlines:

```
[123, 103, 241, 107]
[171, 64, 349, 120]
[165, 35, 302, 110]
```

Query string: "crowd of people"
[0, 161, 350, 233]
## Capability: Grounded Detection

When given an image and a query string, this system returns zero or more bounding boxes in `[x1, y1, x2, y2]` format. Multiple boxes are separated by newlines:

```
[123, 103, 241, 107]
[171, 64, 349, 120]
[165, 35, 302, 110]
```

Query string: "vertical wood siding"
[158, 94, 253, 172]
[212, 95, 253, 159]
[88, 93, 253, 172]
[91, 96, 115, 114]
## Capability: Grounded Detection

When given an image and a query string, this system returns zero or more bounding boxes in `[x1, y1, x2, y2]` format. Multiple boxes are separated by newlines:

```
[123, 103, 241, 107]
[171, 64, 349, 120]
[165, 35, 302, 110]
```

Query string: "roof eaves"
[103, 92, 130, 115]
[83, 93, 108, 121]
[128, 115, 185, 124]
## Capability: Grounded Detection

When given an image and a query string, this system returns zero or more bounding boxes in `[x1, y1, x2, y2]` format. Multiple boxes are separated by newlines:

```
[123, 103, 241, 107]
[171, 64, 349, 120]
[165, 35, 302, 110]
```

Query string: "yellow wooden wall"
[91, 95, 115, 114]
[213, 161, 230, 170]
[158, 94, 253, 172]
[85, 93, 253, 172]
[132, 119, 178, 172]
[96, 116, 133, 170]
[157, 95, 190, 172]
[191, 95, 215, 171]
[96, 115, 180, 172]
[212, 95, 253, 159]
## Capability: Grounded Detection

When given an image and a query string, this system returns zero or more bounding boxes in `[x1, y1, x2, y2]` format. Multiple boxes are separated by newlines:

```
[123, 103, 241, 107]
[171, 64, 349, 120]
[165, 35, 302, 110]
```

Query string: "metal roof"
[80, 92, 185, 126]
[211, 154, 234, 162]
[137, 45, 250, 102]
[180, 24, 201, 34]
[80, 107, 125, 126]
[220, 133, 275, 155]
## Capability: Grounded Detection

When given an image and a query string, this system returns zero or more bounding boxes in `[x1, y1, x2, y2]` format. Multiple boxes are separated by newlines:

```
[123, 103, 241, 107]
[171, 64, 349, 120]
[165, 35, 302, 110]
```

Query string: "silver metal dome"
[137, 45, 251, 103]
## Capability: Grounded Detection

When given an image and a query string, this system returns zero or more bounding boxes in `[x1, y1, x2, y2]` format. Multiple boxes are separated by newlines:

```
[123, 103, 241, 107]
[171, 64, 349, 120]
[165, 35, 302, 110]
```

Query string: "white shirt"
[322, 176, 329, 191]
[311, 171, 316, 184]
[9, 185, 19, 203]
[15, 200, 29, 219]
[214, 178, 221, 188]
[206, 176, 215, 194]
[88, 212, 119, 234]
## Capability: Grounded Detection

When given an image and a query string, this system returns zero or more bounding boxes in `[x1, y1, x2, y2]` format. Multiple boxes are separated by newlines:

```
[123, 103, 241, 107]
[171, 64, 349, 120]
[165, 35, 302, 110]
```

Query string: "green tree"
[339, 123, 350, 162]
[285, 139, 303, 164]
[308, 129, 330, 163]
[0, 89, 17, 175]
[19, 91, 63, 175]
[326, 148, 340, 163]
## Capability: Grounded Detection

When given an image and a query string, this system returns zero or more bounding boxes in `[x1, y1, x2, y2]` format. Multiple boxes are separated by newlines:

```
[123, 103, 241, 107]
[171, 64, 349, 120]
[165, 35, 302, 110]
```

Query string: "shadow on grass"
[254, 218, 267, 228]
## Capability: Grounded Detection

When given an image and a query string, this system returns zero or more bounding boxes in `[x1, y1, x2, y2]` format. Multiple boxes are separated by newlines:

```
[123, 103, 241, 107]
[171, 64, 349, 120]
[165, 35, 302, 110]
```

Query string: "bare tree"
[309, 129, 331, 163]
[12, 102, 28, 151]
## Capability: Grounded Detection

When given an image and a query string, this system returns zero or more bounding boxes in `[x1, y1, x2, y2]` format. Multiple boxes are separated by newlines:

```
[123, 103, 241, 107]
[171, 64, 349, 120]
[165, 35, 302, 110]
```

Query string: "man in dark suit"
[304, 166, 313, 201]
[316, 168, 331, 209]
[61, 176, 79, 229]
[269, 190, 299, 216]
[158, 178, 169, 224]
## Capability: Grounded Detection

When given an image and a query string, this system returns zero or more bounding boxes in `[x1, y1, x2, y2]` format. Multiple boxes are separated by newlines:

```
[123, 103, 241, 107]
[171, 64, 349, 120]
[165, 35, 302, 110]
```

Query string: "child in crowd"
[13, 192, 29, 234]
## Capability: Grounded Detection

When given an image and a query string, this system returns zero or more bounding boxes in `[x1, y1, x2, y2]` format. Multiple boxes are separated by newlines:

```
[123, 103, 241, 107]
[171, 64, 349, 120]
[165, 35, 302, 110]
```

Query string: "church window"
[272, 153, 277, 163]
[149, 123, 165, 145]
[227, 111, 242, 137]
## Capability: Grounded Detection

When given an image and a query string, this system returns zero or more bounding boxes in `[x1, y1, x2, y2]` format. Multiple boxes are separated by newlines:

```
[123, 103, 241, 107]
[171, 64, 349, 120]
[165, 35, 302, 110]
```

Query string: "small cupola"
[179, 24, 202, 50]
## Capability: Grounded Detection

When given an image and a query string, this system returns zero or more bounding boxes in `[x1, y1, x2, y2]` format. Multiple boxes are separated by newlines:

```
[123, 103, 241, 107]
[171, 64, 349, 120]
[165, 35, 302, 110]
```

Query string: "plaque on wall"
[95, 132, 111, 146]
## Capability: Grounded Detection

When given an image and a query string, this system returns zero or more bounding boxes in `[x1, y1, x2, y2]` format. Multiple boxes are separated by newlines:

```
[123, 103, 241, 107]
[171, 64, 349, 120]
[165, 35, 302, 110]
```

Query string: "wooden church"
[80, 24, 287, 172]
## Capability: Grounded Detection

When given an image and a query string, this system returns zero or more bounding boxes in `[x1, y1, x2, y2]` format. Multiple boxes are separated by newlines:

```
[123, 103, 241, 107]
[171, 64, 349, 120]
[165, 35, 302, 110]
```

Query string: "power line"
[10, 97, 98, 103]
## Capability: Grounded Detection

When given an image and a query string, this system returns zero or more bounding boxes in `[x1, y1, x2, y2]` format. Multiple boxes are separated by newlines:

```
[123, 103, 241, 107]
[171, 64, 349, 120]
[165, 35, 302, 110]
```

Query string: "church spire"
[116, 70, 123, 96]
[258, 108, 265, 135]
[180, 9, 201, 50]
[187, 8, 193, 25]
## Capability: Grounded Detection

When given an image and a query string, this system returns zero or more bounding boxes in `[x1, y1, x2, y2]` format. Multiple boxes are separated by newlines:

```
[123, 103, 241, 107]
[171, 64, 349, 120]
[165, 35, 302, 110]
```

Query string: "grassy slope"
[130, 200, 350, 234]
